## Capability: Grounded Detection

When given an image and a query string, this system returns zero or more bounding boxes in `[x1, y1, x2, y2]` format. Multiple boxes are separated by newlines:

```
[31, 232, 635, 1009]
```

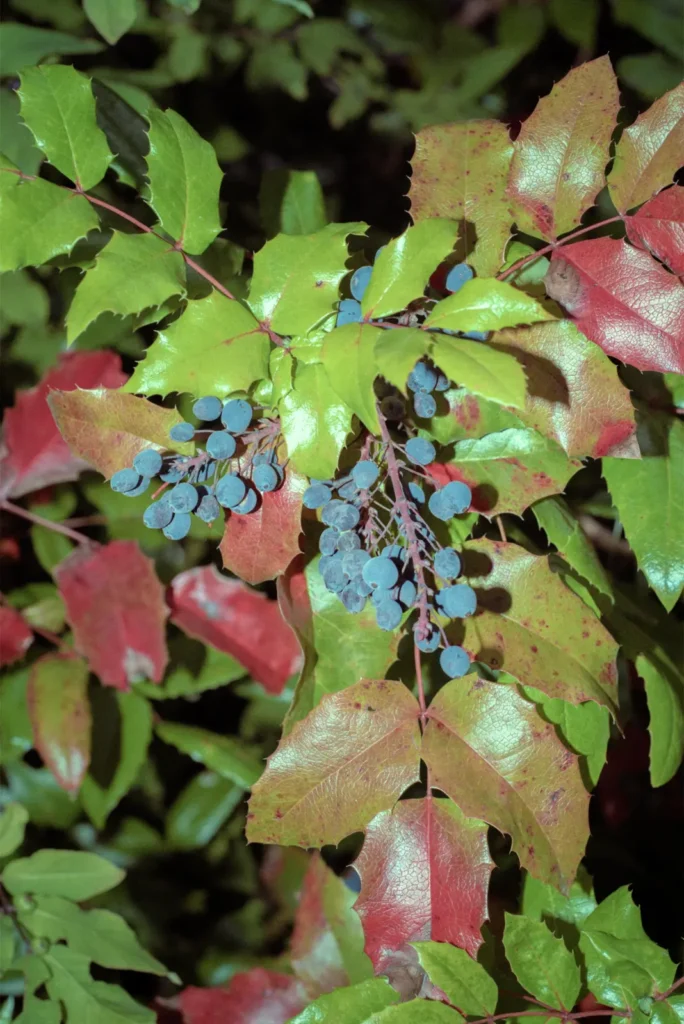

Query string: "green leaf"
[409, 122, 514, 277]
[19, 65, 112, 190]
[636, 653, 684, 789]
[603, 414, 684, 610]
[374, 327, 428, 393]
[66, 231, 186, 343]
[360, 220, 457, 319]
[125, 290, 267, 398]
[425, 278, 554, 334]
[0, 269, 49, 327]
[617, 53, 684, 102]
[274, 0, 314, 17]
[155, 721, 263, 788]
[412, 941, 497, 1015]
[31, 523, 74, 574]
[503, 912, 581, 1009]
[612, 0, 684, 60]
[523, 689, 611, 789]
[91, 78, 150, 192]
[83, 0, 137, 43]
[27, 653, 91, 795]
[522, 867, 597, 940]
[429, 333, 527, 409]
[0, 803, 29, 858]
[0, 669, 33, 764]
[279, 361, 353, 478]
[549, 0, 598, 49]
[367, 1002, 462, 1023]
[0, 89, 41, 175]
[247, 39, 308, 101]
[322, 322, 383, 432]
[0, 169, 99, 273]
[138, 646, 245, 700]
[4, 763, 81, 830]
[247, 222, 366, 335]
[145, 108, 223, 254]
[260, 168, 327, 237]
[44, 945, 155, 1024]
[166, 771, 243, 849]
[533, 496, 612, 598]
[287, 979, 400, 1023]
[2, 850, 124, 900]
[0, 23, 103, 77]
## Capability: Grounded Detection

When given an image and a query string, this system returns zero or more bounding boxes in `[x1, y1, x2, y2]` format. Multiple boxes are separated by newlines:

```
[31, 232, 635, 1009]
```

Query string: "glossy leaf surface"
[636, 653, 684, 789]
[425, 278, 553, 334]
[287, 979, 399, 1024]
[503, 913, 581, 1009]
[374, 327, 428, 393]
[361, 220, 457, 318]
[3, 849, 124, 899]
[322, 322, 383, 432]
[279, 361, 353, 479]
[429, 333, 527, 409]
[412, 941, 497, 1015]
[28, 652, 90, 794]
[533, 496, 612, 597]
[626, 186, 684, 277]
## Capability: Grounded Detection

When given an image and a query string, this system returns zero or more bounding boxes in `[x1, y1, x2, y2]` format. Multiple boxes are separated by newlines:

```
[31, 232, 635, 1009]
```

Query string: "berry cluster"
[109, 397, 284, 540]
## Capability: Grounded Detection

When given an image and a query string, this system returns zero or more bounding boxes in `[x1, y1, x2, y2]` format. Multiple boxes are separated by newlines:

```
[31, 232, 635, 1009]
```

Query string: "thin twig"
[0, 500, 92, 546]
[496, 516, 507, 543]
[496, 216, 623, 281]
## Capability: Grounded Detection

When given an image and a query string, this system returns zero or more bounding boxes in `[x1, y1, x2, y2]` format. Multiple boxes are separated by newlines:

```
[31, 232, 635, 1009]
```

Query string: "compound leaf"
[361, 220, 457, 319]
[429, 333, 527, 409]
[279, 361, 353, 479]
[322, 322, 383, 432]
[425, 278, 553, 334]
[503, 912, 581, 1009]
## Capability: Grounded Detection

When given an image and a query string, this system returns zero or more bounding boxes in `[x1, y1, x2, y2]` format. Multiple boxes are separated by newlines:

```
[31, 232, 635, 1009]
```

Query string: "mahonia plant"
[0, 54, 682, 1024]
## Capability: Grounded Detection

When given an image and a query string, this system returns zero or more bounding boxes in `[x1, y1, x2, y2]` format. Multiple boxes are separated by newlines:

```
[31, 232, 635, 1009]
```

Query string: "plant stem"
[0, 500, 93, 546]
[414, 640, 426, 715]
[497, 215, 624, 281]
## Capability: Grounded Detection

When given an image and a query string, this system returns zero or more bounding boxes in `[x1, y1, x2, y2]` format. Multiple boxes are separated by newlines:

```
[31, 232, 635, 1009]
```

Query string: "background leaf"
[83, 0, 137, 44]
[27, 652, 90, 794]
[533, 496, 612, 597]
[156, 721, 263, 788]
[3, 849, 124, 900]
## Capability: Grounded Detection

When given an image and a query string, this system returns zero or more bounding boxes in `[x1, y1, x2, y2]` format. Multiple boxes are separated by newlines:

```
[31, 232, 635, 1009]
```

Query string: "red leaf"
[354, 797, 492, 991]
[219, 470, 306, 584]
[169, 565, 302, 695]
[626, 186, 684, 277]
[546, 238, 684, 373]
[180, 970, 306, 1024]
[0, 605, 33, 666]
[28, 652, 91, 793]
[0, 351, 126, 498]
[55, 540, 168, 690]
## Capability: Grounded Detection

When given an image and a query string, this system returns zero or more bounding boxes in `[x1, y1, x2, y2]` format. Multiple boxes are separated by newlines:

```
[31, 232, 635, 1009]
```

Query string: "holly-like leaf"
[425, 278, 554, 334]
[507, 57, 619, 239]
[533, 496, 612, 598]
[0, 169, 99, 273]
[0, 803, 29, 858]
[360, 220, 457, 319]
[18, 65, 112, 190]
[429, 333, 527, 409]
[521, 866, 597, 936]
[422, 678, 590, 890]
[48, 386, 194, 480]
[503, 913, 581, 1009]
[66, 231, 186, 344]
[290, 853, 373, 996]
[44, 945, 154, 1024]
[0, 606, 33, 667]
[636, 653, 684, 789]
[603, 415, 684, 610]
[27, 653, 90, 795]
[2, 849, 124, 900]
[412, 941, 497, 1016]
[355, 798, 492, 987]
[625, 185, 684, 276]
[180, 970, 307, 1024]
[523, 688, 611, 790]
[247, 222, 366, 335]
[374, 327, 429, 393]
[286, 979, 400, 1024]
[0, 351, 126, 498]
[607, 81, 684, 213]
[247, 680, 421, 848]
[279, 361, 353, 479]
[156, 721, 262, 788]
[169, 566, 302, 695]
[54, 540, 168, 690]
[145, 108, 223, 254]
[322, 323, 383, 432]
[409, 121, 514, 277]
[125, 290, 268, 399]
[220, 465, 305, 584]
[365, 1002, 462, 1023]
[546, 238, 684, 374]
[83, 0, 137, 44]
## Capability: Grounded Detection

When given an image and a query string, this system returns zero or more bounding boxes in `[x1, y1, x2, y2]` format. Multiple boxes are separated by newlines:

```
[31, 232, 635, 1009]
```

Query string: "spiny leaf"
[361, 220, 457, 319]
[286, 979, 400, 1024]
[625, 185, 684, 276]
[246, 680, 421, 848]
[636, 654, 684, 789]
[28, 653, 90, 795]
[503, 913, 581, 1009]
[279, 361, 353, 479]
[145, 108, 223, 254]
[322, 322, 384, 432]
[260, 168, 327, 237]
[412, 941, 497, 1015]
[522, 688, 611, 789]
[155, 721, 262, 788]
[533, 495, 613, 598]
[2, 849, 124, 900]
[425, 278, 554, 334]
[374, 327, 428, 393]
[429, 333, 527, 409]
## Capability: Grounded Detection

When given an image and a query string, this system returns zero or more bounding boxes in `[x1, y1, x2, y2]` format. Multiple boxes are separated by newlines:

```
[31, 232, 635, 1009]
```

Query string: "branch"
[497, 216, 624, 281]
[0, 499, 94, 546]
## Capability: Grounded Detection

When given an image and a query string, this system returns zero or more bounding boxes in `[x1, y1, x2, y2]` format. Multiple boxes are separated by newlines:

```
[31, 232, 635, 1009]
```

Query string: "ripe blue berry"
[169, 482, 199, 513]
[321, 499, 345, 526]
[342, 549, 370, 578]
[111, 468, 141, 493]
[445, 262, 474, 293]
[340, 584, 366, 613]
[304, 483, 332, 509]
[464, 330, 489, 342]
[408, 482, 425, 504]
[192, 396, 222, 421]
[363, 557, 399, 590]
[323, 560, 346, 593]
[143, 499, 173, 530]
[206, 431, 237, 460]
[122, 478, 150, 497]
[399, 579, 417, 607]
[319, 527, 340, 555]
[442, 480, 472, 514]
[414, 627, 440, 653]
[221, 399, 252, 434]
[216, 474, 246, 509]
[375, 599, 403, 631]
[440, 645, 471, 678]
[133, 449, 163, 477]
[437, 584, 477, 619]
[352, 460, 379, 489]
[169, 422, 195, 442]
[408, 362, 437, 393]
[434, 548, 462, 579]
[253, 463, 279, 493]
[337, 530, 361, 552]
[337, 298, 362, 326]
[434, 373, 450, 392]
[196, 494, 221, 523]
[381, 544, 405, 561]
[405, 437, 436, 466]
[413, 392, 436, 419]
[327, 502, 361, 531]
[163, 512, 191, 540]
[338, 480, 359, 500]
[350, 265, 373, 301]
[233, 488, 258, 515]
[161, 461, 186, 483]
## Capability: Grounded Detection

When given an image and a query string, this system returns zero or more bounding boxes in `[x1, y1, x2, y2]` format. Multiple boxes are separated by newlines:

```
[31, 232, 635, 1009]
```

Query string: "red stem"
[496, 216, 624, 280]
[414, 640, 426, 716]
[0, 499, 93, 546]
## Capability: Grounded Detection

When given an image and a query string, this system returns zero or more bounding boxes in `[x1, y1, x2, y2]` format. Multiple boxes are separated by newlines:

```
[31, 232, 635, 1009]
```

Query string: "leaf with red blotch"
[169, 565, 302, 695]
[180, 969, 306, 1024]
[0, 351, 126, 499]
[48, 387, 194, 480]
[0, 605, 33, 666]
[608, 82, 684, 214]
[27, 652, 91, 794]
[545, 238, 684, 374]
[408, 121, 514, 276]
[290, 853, 373, 997]
[354, 797, 492, 996]
[219, 468, 305, 584]
[507, 57, 619, 240]
[626, 186, 684, 276]
[422, 678, 590, 891]
[54, 540, 168, 690]
[246, 680, 421, 848]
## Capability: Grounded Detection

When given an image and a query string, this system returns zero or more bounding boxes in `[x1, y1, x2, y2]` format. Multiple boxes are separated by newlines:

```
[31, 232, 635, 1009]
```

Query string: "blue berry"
[371, 586, 395, 606]
[437, 584, 477, 619]
[408, 362, 437, 393]
[163, 512, 191, 540]
[352, 460, 379, 489]
[399, 579, 417, 607]
[440, 645, 471, 677]
[414, 392, 436, 419]
[133, 449, 163, 477]
[196, 494, 221, 522]
[327, 502, 360, 531]
[342, 549, 370, 578]
[122, 477, 149, 498]
[353, 578, 373, 597]
[304, 483, 332, 509]
[381, 544, 405, 561]
[337, 531, 361, 553]
[442, 480, 472, 514]
[111, 468, 141, 493]
[233, 488, 258, 515]
[373, 245, 386, 262]
[161, 461, 186, 483]
[143, 499, 173, 530]
[428, 489, 454, 521]
[340, 584, 366, 613]
[319, 527, 340, 556]
[216, 474, 246, 509]
[169, 482, 199, 513]
[434, 548, 462, 579]
[434, 373, 450, 392]
[414, 627, 440, 653]
[221, 399, 252, 433]
[350, 265, 373, 301]
[206, 431, 236, 460]
[170, 422, 195, 442]
[363, 557, 399, 590]
[323, 560, 346, 593]
[408, 482, 425, 504]
[321, 499, 345, 526]
[338, 480, 359, 501]
[337, 298, 362, 326]
[405, 438, 436, 466]
[463, 330, 489, 342]
[197, 460, 217, 484]
[253, 463, 278, 493]
[375, 599, 403, 631]
[192, 396, 222, 421]
[445, 263, 474, 293]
